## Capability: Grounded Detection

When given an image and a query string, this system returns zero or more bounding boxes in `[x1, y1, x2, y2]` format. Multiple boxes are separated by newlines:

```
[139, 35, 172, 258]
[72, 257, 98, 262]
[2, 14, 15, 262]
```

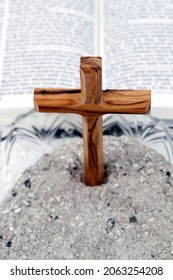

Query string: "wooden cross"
[34, 56, 151, 186]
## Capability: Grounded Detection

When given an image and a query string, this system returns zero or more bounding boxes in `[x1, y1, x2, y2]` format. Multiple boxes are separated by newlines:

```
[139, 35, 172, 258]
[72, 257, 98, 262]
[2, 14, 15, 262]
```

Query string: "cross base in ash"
[34, 57, 151, 186]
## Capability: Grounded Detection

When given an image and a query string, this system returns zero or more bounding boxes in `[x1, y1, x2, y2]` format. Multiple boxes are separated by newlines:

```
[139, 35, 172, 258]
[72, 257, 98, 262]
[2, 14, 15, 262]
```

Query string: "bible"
[0, 0, 173, 120]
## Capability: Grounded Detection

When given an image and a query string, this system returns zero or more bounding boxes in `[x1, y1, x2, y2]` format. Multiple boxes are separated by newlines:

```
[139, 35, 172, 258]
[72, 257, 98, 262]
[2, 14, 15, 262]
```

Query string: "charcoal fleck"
[6, 241, 12, 248]
[129, 216, 137, 223]
[24, 179, 31, 188]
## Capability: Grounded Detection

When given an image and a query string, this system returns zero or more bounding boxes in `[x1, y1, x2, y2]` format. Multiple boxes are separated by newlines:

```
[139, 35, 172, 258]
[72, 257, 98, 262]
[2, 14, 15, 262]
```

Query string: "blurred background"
[1, 0, 173, 201]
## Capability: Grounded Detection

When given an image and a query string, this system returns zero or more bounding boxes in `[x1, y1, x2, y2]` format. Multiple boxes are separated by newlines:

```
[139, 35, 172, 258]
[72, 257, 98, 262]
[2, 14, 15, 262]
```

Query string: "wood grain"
[81, 57, 104, 186]
[83, 116, 103, 186]
[80, 56, 102, 104]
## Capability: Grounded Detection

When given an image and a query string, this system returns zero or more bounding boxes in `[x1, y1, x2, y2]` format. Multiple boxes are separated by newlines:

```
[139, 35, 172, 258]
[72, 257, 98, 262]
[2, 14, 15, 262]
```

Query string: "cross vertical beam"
[83, 116, 103, 186]
[81, 57, 104, 185]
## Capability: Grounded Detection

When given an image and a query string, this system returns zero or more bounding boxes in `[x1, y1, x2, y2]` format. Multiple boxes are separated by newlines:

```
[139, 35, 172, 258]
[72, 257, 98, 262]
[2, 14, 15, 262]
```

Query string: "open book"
[0, 0, 173, 118]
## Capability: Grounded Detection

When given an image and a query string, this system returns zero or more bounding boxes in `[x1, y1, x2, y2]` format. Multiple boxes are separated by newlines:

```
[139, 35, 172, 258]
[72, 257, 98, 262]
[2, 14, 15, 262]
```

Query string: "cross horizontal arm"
[34, 88, 151, 116]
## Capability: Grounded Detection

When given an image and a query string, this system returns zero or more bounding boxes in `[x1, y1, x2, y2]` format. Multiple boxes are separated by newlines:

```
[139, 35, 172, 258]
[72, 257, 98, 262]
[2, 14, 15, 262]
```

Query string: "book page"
[0, 0, 96, 109]
[0, 0, 4, 49]
[103, 0, 173, 116]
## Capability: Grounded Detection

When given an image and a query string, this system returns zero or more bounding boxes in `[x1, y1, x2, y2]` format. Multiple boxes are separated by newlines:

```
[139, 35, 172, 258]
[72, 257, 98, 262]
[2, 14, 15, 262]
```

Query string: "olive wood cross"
[34, 56, 151, 186]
